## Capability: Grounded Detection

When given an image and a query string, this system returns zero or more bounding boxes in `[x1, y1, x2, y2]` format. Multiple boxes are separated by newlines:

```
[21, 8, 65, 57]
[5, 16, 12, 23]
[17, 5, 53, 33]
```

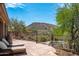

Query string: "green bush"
[36, 35, 50, 42]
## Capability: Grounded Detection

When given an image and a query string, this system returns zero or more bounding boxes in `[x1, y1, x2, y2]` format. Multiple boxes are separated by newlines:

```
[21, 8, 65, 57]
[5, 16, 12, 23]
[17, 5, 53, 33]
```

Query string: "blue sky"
[6, 3, 63, 26]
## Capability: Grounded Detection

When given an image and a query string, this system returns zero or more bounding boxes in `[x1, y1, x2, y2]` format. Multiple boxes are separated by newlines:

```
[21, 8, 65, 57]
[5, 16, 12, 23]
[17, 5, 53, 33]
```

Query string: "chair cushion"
[0, 45, 26, 55]
[0, 41, 8, 49]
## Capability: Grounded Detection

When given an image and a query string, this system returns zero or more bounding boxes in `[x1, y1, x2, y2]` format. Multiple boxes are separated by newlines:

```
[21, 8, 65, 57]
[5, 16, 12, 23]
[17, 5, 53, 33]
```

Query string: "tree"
[8, 18, 27, 39]
[55, 3, 79, 52]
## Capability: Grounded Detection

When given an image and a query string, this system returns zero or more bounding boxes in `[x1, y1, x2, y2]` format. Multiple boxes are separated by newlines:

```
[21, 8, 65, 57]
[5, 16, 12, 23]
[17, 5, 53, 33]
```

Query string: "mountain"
[27, 22, 56, 31]
[26, 22, 56, 42]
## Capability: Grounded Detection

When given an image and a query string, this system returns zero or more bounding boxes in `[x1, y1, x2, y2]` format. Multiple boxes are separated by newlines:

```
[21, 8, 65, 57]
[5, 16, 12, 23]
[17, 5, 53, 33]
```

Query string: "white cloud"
[5, 3, 25, 8]
[58, 3, 65, 8]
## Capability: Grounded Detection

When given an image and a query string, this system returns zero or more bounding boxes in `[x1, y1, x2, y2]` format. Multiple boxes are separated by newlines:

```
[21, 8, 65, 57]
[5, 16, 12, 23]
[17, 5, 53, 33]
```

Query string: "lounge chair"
[0, 35, 26, 56]
[0, 43, 26, 56]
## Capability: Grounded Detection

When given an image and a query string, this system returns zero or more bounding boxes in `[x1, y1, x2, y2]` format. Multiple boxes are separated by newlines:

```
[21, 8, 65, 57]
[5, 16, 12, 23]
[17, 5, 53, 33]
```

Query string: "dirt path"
[12, 40, 57, 56]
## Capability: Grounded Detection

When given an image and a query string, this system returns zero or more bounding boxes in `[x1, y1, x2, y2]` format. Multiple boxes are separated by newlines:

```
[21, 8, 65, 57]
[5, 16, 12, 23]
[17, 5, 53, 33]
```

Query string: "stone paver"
[12, 40, 57, 56]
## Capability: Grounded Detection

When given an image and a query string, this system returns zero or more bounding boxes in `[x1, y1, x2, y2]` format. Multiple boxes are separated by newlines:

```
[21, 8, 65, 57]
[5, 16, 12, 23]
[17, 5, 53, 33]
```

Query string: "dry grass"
[55, 49, 77, 56]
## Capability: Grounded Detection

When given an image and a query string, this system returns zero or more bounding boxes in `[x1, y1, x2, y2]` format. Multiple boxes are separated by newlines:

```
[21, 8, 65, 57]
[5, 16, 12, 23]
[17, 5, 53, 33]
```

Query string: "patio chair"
[0, 34, 27, 56]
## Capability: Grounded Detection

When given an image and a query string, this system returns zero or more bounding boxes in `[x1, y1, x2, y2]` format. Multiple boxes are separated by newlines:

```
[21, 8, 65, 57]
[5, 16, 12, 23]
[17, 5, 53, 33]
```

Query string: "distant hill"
[26, 22, 56, 42]
[27, 22, 56, 31]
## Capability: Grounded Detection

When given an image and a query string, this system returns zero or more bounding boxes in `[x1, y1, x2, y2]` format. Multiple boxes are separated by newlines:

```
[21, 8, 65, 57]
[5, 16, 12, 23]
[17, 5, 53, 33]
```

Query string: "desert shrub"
[36, 35, 50, 42]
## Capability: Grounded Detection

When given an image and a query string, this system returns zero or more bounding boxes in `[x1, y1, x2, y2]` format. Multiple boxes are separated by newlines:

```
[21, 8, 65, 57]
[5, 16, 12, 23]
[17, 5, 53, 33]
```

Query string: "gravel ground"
[12, 40, 57, 56]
